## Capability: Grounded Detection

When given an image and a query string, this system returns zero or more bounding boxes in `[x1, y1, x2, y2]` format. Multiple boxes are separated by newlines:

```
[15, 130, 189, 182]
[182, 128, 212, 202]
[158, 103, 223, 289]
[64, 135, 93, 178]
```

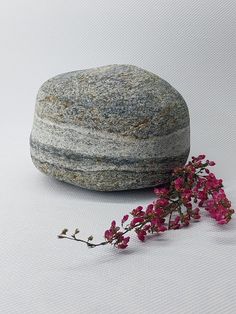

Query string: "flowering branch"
[58, 155, 234, 249]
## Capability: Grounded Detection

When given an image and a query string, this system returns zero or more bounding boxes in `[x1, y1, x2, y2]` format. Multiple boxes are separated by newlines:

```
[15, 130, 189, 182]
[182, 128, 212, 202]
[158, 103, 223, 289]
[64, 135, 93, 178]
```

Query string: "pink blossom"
[117, 236, 130, 249]
[158, 225, 167, 232]
[192, 208, 201, 220]
[130, 217, 145, 227]
[104, 220, 120, 241]
[145, 204, 154, 215]
[174, 177, 184, 191]
[209, 161, 216, 166]
[154, 187, 169, 197]
[136, 229, 146, 241]
[121, 214, 129, 225]
[170, 216, 181, 229]
[155, 198, 169, 208]
[104, 230, 113, 241]
[111, 220, 116, 229]
[131, 206, 145, 217]
[155, 207, 164, 216]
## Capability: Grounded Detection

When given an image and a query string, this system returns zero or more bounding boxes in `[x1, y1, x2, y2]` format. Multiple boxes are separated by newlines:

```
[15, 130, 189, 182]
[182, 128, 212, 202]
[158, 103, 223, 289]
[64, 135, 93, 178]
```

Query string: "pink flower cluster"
[103, 155, 234, 249]
[59, 155, 234, 250]
[130, 203, 168, 241]
[189, 157, 233, 224]
[104, 220, 130, 249]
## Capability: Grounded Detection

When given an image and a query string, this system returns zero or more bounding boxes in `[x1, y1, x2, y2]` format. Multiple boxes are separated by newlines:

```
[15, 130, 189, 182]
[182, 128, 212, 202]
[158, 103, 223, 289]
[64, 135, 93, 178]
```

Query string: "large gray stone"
[30, 64, 190, 191]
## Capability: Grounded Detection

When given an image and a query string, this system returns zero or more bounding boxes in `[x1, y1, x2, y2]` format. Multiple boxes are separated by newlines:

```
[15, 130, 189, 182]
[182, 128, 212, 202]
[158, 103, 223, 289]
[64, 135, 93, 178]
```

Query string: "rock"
[30, 64, 190, 191]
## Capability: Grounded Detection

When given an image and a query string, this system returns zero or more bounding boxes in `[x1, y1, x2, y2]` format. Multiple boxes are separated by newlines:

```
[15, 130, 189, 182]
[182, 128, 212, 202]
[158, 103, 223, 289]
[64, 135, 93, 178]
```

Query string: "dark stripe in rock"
[30, 136, 189, 170]
[31, 156, 172, 191]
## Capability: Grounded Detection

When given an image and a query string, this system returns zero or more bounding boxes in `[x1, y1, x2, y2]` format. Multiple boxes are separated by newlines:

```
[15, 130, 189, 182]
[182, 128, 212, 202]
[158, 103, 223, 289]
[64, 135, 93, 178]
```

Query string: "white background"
[0, 1, 235, 313]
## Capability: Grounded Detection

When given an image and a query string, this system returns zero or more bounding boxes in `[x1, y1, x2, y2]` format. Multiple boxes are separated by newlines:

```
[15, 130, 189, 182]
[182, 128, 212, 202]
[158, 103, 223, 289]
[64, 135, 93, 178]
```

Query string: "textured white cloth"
[0, 1, 236, 313]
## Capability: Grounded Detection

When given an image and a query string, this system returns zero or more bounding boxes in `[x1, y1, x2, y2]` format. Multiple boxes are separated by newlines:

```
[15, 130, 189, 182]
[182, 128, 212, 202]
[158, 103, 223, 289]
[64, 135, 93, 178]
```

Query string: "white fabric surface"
[0, 1, 236, 313]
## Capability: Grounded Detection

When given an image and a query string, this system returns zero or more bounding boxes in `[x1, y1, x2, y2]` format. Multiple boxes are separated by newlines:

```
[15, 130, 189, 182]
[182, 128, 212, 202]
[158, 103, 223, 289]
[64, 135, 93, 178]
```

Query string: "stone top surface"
[35, 64, 189, 139]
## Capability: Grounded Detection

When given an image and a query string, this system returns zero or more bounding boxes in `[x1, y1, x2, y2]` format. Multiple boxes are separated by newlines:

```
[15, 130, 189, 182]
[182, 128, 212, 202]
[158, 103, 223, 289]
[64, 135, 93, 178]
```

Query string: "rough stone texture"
[30, 64, 190, 191]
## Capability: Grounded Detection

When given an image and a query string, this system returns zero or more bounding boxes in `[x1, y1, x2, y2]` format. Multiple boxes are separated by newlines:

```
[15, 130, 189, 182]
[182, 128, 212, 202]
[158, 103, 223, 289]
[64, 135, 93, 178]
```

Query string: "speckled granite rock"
[30, 64, 190, 191]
